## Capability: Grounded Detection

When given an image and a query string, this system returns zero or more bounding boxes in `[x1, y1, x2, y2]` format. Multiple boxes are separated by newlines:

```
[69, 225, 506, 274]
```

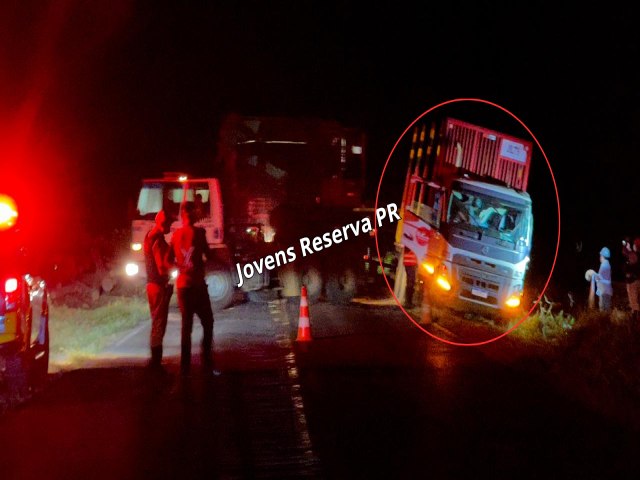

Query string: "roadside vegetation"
[50, 295, 148, 362]
[46, 229, 149, 365]
[512, 301, 640, 425]
[490, 288, 640, 428]
[414, 283, 640, 428]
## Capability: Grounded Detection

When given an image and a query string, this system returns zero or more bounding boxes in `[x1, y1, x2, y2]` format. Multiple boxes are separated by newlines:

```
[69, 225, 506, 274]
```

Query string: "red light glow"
[0, 194, 18, 230]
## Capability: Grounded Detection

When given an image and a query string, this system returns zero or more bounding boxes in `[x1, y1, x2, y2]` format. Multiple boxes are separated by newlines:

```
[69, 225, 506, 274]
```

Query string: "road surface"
[1, 297, 639, 479]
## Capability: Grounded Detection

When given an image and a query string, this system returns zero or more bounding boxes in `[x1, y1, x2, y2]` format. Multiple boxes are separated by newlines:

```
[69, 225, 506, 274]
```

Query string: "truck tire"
[301, 266, 323, 304]
[326, 268, 357, 305]
[206, 270, 234, 312]
[277, 265, 301, 298]
[277, 265, 322, 304]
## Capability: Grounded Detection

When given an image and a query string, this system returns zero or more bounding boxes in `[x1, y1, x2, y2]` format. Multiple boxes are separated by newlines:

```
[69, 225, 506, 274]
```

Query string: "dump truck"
[215, 114, 380, 304]
[125, 115, 385, 309]
[395, 118, 533, 316]
[124, 175, 236, 311]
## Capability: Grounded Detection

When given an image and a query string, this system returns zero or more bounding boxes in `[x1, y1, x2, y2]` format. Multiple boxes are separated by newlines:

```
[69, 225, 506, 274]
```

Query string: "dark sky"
[1, 1, 638, 279]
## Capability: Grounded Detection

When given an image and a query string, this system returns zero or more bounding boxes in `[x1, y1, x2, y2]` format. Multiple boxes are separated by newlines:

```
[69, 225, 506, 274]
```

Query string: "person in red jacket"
[171, 202, 217, 375]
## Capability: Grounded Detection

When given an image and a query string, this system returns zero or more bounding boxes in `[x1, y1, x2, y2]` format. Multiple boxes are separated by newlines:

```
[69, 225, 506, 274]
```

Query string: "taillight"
[5, 278, 18, 293]
[3, 277, 19, 311]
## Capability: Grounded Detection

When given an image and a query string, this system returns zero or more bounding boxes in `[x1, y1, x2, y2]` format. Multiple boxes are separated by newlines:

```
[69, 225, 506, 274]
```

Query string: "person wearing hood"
[594, 246, 613, 312]
[144, 210, 175, 369]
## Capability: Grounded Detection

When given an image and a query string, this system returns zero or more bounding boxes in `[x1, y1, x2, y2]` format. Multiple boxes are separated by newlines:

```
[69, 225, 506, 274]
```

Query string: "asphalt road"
[1, 297, 639, 479]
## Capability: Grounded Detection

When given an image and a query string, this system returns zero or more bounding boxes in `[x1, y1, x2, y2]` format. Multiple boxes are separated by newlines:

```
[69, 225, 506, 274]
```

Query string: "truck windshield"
[447, 189, 529, 243]
[136, 182, 210, 221]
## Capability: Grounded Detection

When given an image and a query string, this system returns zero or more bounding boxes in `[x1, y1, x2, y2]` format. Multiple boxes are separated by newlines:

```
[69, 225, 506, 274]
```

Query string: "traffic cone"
[296, 285, 312, 342]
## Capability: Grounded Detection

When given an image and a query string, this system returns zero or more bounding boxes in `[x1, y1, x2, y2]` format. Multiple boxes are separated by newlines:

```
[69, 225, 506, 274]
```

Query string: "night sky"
[1, 1, 638, 287]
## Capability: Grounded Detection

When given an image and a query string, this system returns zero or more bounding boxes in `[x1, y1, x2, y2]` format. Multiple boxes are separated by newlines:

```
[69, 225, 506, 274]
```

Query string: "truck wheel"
[206, 270, 234, 312]
[326, 268, 357, 305]
[301, 267, 322, 304]
[277, 265, 301, 298]
[277, 265, 322, 303]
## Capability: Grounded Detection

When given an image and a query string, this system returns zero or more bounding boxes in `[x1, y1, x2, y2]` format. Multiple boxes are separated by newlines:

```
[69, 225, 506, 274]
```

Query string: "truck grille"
[453, 254, 504, 307]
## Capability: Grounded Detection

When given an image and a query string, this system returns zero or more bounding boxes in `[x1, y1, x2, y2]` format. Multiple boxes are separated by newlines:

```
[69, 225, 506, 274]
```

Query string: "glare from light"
[178, 175, 188, 182]
[505, 295, 521, 308]
[436, 276, 451, 291]
[351, 146, 362, 154]
[263, 226, 275, 243]
[422, 262, 435, 274]
[171, 269, 178, 279]
[0, 195, 18, 229]
[131, 243, 142, 251]
[125, 263, 139, 277]
[5, 278, 18, 293]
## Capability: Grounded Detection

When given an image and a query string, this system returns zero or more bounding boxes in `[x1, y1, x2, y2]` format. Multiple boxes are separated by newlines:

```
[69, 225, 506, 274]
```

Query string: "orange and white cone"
[296, 285, 312, 342]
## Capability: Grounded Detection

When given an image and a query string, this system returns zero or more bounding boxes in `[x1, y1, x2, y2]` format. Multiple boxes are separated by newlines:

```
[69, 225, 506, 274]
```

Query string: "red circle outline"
[374, 98, 561, 347]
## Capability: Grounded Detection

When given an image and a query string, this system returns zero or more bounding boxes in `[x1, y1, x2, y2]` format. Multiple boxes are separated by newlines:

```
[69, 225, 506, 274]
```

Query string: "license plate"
[471, 288, 488, 299]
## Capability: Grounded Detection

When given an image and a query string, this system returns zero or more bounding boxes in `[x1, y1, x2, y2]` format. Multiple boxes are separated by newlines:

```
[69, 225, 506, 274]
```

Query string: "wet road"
[289, 302, 640, 479]
[1, 298, 639, 479]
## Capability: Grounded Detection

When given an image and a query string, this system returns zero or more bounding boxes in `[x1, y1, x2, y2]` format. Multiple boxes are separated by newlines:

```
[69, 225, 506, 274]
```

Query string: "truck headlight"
[436, 275, 451, 291]
[422, 262, 435, 274]
[505, 295, 521, 308]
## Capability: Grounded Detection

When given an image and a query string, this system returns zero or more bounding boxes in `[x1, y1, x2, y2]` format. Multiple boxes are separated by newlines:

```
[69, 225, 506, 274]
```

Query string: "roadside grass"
[50, 296, 148, 361]
[2, 295, 147, 413]
[421, 292, 640, 427]
[506, 304, 640, 427]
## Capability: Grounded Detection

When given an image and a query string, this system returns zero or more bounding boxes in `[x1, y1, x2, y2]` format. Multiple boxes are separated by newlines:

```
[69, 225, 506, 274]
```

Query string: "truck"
[125, 175, 235, 310]
[394, 117, 533, 317]
[0, 194, 50, 400]
[125, 114, 385, 309]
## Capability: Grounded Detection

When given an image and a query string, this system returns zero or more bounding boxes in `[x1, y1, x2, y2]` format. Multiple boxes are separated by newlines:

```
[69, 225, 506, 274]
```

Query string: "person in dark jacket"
[622, 237, 640, 320]
[144, 210, 174, 368]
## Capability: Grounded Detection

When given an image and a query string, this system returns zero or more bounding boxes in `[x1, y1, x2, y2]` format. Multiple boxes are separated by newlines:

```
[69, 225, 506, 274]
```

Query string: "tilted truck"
[125, 114, 383, 308]
[395, 117, 533, 316]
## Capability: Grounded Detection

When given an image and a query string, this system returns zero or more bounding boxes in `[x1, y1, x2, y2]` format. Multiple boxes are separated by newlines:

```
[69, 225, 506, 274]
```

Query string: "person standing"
[144, 210, 174, 369]
[594, 246, 613, 312]
[403, 247, 418, 308]
[171, 202, 217, 375]
[622, 238, 640, 320]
